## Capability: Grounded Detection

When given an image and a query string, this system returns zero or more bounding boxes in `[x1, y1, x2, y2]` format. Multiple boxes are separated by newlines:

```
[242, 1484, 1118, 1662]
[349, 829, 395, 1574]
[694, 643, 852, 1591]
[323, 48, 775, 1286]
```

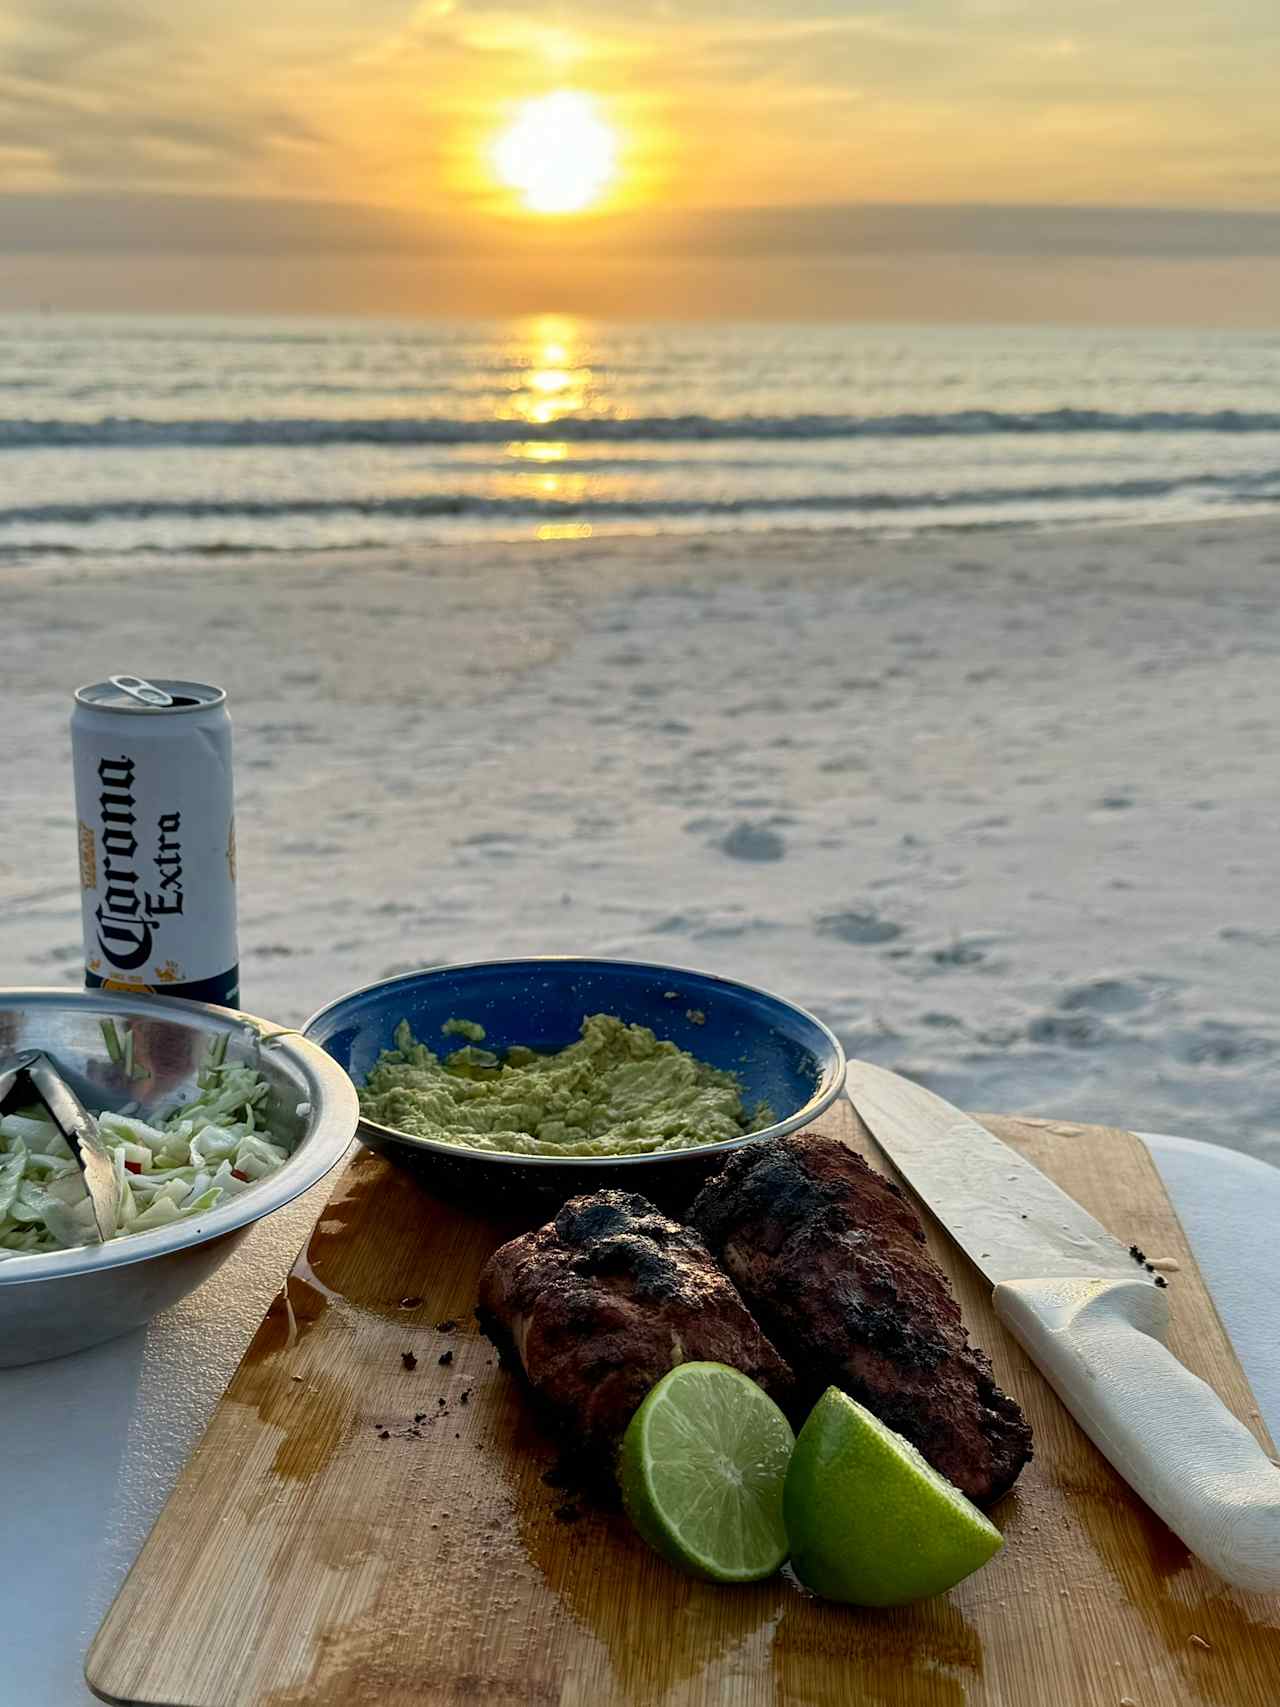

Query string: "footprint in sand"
[1171, 1022, 1276, 1066]
[716, 822, 787, 862]
[815, 909, 903, 946]
[1058, 977, 1154, 1015]
[1219, 925, 1280, 947]
[1026, 1013, 1113, 1048]
[928, 938, 993, 968]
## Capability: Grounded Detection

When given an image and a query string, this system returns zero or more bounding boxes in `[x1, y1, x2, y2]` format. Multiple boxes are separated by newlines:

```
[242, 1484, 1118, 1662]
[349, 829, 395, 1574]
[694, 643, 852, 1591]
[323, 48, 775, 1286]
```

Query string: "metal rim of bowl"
[303, 955, 848, 1171]
[0, 988, 359, 1287]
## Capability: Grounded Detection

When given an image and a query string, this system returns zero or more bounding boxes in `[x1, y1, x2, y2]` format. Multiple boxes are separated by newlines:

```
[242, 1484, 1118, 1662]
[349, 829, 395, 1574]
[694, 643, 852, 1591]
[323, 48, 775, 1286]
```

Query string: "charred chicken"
[689, 1132, 1032, 1503]
[476, 1189, 793, 1462]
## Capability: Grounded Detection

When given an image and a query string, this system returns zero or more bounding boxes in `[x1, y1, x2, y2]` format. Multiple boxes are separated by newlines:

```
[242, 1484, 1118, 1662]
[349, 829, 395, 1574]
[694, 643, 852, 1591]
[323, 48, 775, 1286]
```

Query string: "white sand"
[4, 519, 1278, 1162]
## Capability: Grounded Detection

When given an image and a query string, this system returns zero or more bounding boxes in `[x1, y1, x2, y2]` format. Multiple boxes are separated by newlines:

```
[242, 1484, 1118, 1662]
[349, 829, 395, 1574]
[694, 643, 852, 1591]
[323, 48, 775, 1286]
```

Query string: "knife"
[845, 1058, 1280, 1594]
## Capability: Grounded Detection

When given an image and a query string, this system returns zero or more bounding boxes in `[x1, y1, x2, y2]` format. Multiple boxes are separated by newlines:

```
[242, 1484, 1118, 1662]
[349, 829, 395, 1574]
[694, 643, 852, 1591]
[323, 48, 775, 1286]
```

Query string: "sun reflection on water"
[527, 368, 573, 395]
[509, 318, 593, 427]
[496, 319, 615, 534]
[505, 441, 570, 462]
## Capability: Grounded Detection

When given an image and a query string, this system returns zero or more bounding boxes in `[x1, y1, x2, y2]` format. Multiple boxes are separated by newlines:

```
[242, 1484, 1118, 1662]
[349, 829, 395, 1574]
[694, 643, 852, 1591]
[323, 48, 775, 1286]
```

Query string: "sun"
[490, 91, 618, 215]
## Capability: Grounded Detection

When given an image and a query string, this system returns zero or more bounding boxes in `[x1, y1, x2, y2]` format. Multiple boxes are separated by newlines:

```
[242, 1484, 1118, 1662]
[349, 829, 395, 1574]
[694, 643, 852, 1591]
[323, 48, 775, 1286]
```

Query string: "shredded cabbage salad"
[0, 1040, 289, 1261]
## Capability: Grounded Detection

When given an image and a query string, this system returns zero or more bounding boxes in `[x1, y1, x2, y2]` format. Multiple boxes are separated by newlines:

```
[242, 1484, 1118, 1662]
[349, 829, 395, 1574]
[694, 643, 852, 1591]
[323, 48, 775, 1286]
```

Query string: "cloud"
[0, 0, 346, 195]
[5, 190, 1280, 260]
[0, 0, 1278, 225]
[0, 190, 437, 252]
[638, 202, 1280, 258]
[0, 0, 164, 85]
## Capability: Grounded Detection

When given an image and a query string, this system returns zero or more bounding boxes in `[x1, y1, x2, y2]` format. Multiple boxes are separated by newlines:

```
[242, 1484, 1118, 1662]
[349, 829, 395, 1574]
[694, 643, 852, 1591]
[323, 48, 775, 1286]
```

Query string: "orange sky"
[2, 0, 1280, 319]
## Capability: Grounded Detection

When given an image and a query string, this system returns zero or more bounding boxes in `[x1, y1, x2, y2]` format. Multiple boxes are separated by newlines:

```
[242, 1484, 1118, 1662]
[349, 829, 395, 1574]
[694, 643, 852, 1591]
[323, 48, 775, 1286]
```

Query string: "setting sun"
[490, 91, 618, 215]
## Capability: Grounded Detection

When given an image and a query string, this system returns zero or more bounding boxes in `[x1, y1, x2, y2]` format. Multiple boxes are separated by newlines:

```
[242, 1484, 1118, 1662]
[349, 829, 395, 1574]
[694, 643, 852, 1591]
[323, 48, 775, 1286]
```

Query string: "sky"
[2, 0, 1280, 320]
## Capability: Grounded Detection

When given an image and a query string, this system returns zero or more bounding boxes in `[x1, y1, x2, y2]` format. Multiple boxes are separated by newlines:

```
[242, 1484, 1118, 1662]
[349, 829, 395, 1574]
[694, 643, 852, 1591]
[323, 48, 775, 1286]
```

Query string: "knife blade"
[844, 1058, 1150, 1288]
[845, 1057, 1280, 1595]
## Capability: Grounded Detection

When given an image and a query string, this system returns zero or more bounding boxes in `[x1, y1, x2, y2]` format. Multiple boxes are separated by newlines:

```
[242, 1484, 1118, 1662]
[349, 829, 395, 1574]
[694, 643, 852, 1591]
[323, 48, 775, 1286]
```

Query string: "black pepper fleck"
[1129, 1244, 1147, 1266]
[378, 1430, 390, 1440]
[438, 1349, 454, 1366]
[414, 1411, 427, 1423]
[460, 1388, 471, 1405]
[401, 1351, 418, 1371]
[1155, 1275, 1168, 1288]
[436, 1318, 458, 1333]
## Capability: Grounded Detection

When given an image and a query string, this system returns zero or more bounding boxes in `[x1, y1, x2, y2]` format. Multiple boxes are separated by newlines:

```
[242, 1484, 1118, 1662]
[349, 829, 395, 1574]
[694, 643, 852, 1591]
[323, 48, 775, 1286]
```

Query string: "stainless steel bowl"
[0, 988, 358, 1367]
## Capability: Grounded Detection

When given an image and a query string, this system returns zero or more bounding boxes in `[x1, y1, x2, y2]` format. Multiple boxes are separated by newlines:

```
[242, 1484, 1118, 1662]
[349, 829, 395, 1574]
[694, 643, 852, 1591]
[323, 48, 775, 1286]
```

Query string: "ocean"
[3, 314, 1280, 557]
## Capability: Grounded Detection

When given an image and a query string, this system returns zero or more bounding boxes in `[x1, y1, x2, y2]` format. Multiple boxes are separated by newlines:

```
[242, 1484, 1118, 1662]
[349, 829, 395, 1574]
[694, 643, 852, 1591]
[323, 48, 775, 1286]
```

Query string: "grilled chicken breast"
[690, 1132, 1032, 1504]
[477, 1189, 793, 1462]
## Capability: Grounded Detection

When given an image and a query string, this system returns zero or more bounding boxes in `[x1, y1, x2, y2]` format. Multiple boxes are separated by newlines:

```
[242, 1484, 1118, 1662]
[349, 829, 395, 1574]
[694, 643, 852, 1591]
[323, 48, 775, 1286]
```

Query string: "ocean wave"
[6, 408, 1280, 450]
[2, 468, 1278, 530]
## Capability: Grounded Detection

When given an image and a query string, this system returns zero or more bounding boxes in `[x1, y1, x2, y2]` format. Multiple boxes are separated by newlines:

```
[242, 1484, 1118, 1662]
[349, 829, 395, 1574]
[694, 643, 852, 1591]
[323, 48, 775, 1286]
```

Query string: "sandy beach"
[4, 516, 1278, 1162]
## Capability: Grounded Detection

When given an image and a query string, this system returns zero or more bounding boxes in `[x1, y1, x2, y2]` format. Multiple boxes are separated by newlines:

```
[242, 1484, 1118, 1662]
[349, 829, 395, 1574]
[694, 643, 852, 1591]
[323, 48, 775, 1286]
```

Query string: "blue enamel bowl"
[304, 957, 845, 1210]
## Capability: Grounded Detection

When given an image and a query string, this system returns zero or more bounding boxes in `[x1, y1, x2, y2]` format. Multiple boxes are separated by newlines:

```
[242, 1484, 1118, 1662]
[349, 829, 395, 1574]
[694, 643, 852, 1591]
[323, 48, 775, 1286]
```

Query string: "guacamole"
[359, 1012, 773, 1157]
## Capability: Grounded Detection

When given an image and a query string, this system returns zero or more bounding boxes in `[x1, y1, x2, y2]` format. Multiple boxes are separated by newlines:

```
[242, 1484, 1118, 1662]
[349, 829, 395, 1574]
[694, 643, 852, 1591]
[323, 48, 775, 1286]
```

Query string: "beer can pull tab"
[109, 674, 174, 708]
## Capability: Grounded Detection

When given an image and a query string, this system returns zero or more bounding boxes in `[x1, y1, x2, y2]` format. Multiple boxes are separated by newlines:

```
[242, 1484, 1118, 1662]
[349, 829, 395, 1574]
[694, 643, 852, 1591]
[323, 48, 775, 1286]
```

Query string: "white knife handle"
[993, 1275, 1280, 1593]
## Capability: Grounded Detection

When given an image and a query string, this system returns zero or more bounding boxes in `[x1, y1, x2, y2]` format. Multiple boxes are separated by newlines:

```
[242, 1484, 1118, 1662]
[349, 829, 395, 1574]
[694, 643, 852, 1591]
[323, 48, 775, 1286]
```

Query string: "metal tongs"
[0, 1050, 117, 1243]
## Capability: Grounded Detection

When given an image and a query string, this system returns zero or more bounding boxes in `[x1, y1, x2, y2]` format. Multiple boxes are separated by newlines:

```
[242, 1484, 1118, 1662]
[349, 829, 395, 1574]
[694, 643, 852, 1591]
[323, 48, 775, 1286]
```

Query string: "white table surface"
[5, 1133, 1280, 1707]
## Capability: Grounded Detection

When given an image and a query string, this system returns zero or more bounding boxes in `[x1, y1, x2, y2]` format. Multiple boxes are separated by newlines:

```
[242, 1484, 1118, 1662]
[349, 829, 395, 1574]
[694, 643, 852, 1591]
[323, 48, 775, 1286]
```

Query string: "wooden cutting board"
[87, 1104, 1280, 1707]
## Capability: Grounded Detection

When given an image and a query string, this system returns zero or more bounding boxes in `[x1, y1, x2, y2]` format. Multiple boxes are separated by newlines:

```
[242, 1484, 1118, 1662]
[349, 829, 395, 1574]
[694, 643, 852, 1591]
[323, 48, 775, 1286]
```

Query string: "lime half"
[784, 1387, 1003, 1605]
[619, 1362, 795, 1582]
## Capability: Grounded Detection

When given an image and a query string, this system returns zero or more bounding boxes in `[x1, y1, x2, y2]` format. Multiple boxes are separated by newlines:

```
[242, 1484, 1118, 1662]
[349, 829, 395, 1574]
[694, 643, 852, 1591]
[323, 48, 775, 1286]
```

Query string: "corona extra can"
[71, 675, 239, 1006]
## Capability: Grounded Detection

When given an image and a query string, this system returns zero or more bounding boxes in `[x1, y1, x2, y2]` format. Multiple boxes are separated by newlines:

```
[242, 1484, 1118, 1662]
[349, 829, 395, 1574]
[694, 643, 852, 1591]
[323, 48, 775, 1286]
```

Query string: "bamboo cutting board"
[88, 1104, 1280, 1707]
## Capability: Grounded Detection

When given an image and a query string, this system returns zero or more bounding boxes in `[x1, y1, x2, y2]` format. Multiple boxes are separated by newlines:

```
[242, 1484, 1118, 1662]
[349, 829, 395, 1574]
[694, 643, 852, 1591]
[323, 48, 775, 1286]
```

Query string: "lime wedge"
[784, 1387, 1003, 1605]
[619, 1362, 795, 1582]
